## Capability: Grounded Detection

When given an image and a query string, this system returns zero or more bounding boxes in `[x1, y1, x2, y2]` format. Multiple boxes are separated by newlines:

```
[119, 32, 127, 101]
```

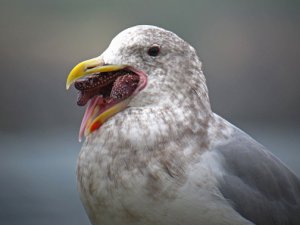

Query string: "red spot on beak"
[90, 121, 102, 133]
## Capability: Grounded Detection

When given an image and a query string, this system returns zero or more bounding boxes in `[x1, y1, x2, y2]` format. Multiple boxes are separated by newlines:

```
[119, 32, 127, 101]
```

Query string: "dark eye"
[147, 45, 160, 57]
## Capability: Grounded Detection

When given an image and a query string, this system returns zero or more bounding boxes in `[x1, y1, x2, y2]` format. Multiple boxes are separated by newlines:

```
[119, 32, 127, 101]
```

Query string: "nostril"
[86, 65, 97, 70]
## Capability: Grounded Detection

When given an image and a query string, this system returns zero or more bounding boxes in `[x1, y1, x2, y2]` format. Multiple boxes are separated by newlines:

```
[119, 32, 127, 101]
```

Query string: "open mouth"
[75, 68, 140, 106]
[66, 60, 147, 141]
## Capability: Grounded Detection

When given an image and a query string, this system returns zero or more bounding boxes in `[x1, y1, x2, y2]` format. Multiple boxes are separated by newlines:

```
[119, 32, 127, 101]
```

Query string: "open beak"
[66, 57, 127, 90]
[66, 57, 128, 140]
[66, 57, 147, 141]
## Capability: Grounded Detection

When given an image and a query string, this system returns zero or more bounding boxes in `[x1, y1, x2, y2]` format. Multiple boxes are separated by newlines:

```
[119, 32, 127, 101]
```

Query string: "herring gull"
[66, 25, 300, 225]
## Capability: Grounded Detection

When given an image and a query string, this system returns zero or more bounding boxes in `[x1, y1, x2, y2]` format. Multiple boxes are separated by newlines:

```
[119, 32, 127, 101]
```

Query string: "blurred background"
[0, 0, 299, 224]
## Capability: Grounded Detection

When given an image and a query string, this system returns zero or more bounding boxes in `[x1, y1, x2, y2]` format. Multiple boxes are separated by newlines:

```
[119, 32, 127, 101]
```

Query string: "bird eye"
[147, 45, 160, 57]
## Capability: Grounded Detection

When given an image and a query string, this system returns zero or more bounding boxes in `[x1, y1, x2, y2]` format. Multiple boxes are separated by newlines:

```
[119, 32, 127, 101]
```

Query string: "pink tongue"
[79, 96, 103, 141]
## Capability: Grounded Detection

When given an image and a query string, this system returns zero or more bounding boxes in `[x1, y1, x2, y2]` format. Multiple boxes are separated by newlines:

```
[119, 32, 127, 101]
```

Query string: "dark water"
[0, 125, 299, 225]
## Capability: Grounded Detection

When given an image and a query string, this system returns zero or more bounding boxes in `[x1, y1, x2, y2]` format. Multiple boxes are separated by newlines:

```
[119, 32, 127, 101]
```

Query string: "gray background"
[0, 0, 299, 224]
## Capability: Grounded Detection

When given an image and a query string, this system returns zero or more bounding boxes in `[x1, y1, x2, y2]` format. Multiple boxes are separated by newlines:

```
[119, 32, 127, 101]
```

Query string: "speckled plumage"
[76, 25, 300, 225]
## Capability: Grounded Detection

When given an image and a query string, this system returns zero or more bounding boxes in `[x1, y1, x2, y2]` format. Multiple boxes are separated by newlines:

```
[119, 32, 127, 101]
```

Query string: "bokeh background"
[1, 0, 299, 224]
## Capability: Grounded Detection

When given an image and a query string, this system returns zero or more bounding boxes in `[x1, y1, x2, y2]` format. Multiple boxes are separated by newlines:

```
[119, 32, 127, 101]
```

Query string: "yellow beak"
[66, 57, 131, 140]
[66, 57, 127, 90]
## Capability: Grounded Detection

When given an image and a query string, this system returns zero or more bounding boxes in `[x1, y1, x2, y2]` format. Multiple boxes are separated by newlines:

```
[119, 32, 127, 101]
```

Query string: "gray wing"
[215, 126, 300, 225]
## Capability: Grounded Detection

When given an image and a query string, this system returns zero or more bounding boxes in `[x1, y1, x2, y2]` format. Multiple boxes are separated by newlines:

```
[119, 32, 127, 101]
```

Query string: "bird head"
[66, 25, 211, 140]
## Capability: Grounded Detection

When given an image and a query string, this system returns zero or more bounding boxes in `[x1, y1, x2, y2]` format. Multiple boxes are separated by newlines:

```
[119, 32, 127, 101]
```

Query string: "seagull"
[66, 25, 300, 225]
